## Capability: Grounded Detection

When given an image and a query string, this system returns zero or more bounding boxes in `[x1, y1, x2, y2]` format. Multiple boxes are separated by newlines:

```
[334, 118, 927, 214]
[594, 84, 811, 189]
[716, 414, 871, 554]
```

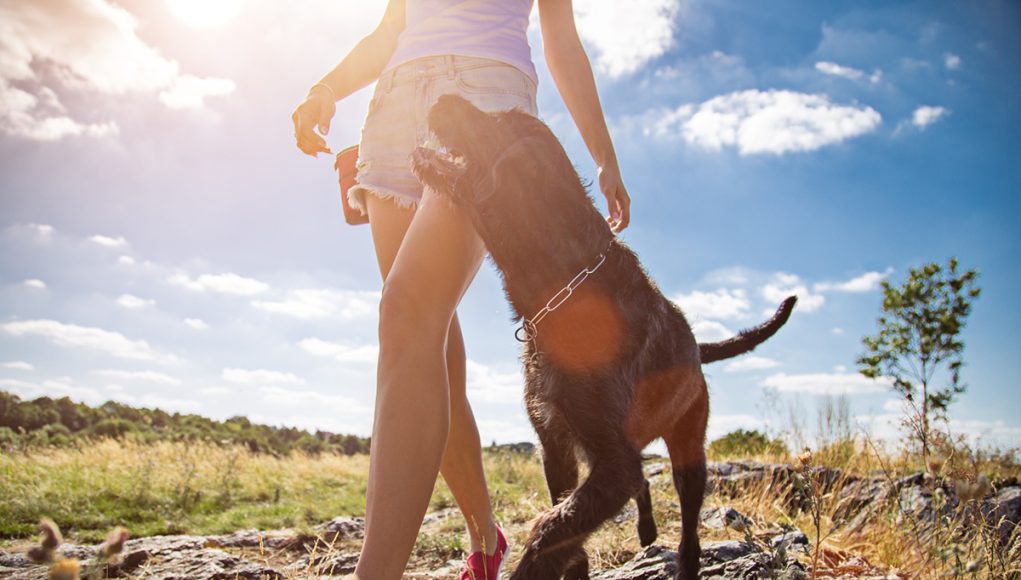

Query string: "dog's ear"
[476, 135, 549, 204]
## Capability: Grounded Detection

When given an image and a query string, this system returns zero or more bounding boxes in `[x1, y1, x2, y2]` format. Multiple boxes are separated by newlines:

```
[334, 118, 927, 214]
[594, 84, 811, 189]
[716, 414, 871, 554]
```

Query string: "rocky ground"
[2, 460, 1018, 579]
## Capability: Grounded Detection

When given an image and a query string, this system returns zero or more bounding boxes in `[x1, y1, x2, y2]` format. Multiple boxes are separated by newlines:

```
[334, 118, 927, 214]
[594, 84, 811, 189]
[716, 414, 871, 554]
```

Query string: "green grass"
[3, 437, 1019, 578]
[0, 439, 373, 543]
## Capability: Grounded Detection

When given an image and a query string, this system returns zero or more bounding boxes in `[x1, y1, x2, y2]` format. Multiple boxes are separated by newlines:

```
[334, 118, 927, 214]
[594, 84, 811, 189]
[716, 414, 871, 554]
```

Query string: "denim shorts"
[348, 54, 539, 216]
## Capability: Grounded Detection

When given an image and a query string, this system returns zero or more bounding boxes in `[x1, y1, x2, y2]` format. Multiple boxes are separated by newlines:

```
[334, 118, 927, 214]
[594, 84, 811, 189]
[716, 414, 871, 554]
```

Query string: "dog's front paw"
[638, 515, 658, 547]
[563, 547, 590, 580]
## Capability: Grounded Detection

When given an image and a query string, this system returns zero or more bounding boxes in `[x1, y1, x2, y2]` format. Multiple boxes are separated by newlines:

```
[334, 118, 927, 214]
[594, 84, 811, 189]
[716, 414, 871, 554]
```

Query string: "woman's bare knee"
[378, 278, 453, 350]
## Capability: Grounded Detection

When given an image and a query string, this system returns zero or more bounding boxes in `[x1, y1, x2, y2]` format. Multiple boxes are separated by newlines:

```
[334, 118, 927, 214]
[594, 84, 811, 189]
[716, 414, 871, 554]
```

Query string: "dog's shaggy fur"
[412, 95, 796, 580]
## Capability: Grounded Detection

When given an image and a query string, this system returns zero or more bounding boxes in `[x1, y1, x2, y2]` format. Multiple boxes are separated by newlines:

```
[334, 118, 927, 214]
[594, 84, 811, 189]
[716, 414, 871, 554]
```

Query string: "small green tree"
[857, 258, 980, 462]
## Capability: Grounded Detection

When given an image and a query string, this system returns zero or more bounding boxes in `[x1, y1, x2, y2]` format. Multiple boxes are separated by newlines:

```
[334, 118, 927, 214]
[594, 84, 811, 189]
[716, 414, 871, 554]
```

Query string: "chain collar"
[514, 238, 615, 357]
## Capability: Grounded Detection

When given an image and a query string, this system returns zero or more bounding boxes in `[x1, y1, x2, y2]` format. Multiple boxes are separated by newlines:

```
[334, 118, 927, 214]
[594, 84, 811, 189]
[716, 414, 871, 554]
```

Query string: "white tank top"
[382, 0, 538, 85]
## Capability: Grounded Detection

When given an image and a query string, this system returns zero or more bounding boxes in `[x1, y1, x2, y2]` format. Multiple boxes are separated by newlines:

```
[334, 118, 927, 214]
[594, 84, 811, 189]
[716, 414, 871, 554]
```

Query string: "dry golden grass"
[3, 437, 1019, 578]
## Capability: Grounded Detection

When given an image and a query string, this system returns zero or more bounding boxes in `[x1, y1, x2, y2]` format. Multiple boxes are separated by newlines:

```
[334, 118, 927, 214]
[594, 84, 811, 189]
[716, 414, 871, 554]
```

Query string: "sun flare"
[166, 0, 244, 29]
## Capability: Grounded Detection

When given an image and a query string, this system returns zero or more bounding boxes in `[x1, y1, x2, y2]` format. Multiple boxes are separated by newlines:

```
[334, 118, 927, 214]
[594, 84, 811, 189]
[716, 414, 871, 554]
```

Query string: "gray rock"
[0, 553, 31, 568]
[770, 531, 810, 556]
[701, 540, 758, 563]
[420, 507, 459, 527]
[314, 516, 365, 544]
[125, 535, 209, 555]
[770, 530, 809, 549]
[834, 476, 893, 532]
[289, 551, 359, 576]
[207, 528, 301, 551]
[145, 547, 283, 579]
[701, 551, 806, 580]
[983, 486, 1021, 544]
[700, 506, 752, 531]
[897, 482, 957, 526]
[590, 545, 678, 580]
[644, 463, 667, 478]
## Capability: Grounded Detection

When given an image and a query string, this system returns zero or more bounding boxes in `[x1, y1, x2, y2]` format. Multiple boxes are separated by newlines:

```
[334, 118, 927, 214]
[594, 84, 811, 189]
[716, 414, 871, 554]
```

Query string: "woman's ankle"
[466, 517, 499, 554]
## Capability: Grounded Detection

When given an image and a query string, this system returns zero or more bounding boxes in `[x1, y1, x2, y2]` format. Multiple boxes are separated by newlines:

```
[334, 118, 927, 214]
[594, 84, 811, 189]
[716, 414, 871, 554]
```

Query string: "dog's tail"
[698, 296, 797, 364]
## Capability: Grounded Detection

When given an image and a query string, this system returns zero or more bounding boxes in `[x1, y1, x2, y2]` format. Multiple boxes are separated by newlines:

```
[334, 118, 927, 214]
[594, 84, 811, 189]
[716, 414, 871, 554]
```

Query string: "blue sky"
[1, 0, 1019, 450]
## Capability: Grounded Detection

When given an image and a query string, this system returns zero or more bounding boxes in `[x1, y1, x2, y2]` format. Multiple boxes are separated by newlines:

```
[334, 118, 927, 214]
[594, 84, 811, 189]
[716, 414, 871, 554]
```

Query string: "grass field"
[2, 437, 1019, 577]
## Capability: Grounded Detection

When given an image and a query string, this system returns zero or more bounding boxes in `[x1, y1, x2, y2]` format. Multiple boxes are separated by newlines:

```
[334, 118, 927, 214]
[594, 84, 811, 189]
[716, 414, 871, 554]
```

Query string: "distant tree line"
[0, 390, 370, 456]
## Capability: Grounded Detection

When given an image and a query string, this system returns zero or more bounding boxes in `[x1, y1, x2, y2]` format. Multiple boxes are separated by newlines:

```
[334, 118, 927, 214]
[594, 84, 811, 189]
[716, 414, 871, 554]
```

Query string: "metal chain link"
[515, 238, 615, 346]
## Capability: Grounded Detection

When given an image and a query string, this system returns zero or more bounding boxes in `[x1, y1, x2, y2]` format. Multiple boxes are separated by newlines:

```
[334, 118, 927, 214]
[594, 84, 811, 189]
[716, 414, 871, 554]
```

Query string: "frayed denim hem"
[348, 183, 421, 217]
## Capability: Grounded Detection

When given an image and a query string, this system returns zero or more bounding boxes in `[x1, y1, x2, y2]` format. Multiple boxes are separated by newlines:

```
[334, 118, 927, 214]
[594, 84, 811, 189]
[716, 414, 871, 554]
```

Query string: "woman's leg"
[440, 319, 499, 554]
[356, 189, 493, 578]
[363, 192, 499, 555]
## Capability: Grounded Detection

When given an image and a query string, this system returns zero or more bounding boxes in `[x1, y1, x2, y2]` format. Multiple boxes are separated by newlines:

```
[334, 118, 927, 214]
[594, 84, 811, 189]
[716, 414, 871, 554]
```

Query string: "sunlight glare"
[166, 0, 244, 29]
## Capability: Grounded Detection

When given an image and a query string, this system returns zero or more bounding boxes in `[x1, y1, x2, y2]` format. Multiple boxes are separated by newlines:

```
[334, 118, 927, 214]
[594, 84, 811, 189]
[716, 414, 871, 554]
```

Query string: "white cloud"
[252, 288, 379, 320]
[0, 0, 234, 140]
[859, 411, 1021, 449]
[89, 234, 128, 248]
[815, 61, 864, 80]
[2, 361, 34, 371]
[258, 386, 368, 415]
[573, 0, 680, 78]
[760, 272, 825, 312]
[834, 364, 847, 373]
[671, 288, 750, 320]
[691, 319, 734, 342]
[760, 372, 891, 396]
[465, 359, 524, 404]
[114, 391, 201, 412]
[831, 327, 844, 335]
[724, 356, 780, 373]
[706, 413, 766, 441]
[199, 386, 231, 395]
[813, 268, 893, 293]
[221, 368, 305, 385]
[169, 272, 269, 295]
[298, 337, 378, 364]
[944, 53, 961, 70]
[949, 418, 1021, 445]
[116, 293, 155, 309]
[0, 377, 105, 404]
[0, 378, 37, 393]
[2, 319, 176, 363]
[476, 419, 537, 445]
[15, 223, 55, 240]
[91, 369, 181, 385]
[166, 0, 245, 29]
[882, 398, 905, 413]
[117, 255, 136, 266]
[703, 267, 750, 286]
[911, 105, 950, 129]
[651, 89, 882, 155]
[159, 74, 237, 110]
[814, 61, 881, 84]
[183, 317, 209, 330]
[23, 278, 47, 290]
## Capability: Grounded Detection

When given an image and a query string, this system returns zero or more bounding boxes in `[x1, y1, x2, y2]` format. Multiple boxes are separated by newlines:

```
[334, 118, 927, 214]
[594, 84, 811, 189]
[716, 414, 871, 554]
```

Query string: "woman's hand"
[598, 160, 631, 233]
[292, 85, 335, 157]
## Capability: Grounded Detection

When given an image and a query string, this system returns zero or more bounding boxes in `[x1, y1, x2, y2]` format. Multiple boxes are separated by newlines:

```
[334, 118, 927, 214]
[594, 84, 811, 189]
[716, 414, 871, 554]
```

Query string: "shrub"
[709, 429, 787, 458]
[90, 419, 137, 438]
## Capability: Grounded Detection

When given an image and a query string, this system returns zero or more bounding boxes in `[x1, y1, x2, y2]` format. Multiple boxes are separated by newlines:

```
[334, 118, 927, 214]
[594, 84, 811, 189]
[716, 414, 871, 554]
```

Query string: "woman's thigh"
[366, 193, 416, 281]
[380, 186, 487, 329]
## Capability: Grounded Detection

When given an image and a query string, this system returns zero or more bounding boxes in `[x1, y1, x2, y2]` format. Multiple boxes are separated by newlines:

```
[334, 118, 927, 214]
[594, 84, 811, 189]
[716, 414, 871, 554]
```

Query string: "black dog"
[412, 95, 796, 579]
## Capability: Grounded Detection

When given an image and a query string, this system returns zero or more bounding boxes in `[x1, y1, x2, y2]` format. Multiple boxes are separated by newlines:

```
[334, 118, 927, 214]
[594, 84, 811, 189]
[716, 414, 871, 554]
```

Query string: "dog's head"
[411, 95, 604, 263]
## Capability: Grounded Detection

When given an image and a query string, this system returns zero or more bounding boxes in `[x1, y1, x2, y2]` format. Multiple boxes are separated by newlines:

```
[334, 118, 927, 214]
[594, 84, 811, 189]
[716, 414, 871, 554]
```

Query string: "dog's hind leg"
[511, 445, 644, 579]
[635, 477, 658, 546]
[664, 388, 708, 580]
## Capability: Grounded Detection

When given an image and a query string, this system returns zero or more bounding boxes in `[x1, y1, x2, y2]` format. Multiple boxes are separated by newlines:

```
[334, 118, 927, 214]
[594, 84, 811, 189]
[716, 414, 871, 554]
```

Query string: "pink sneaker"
[459, 526, 509, 580]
